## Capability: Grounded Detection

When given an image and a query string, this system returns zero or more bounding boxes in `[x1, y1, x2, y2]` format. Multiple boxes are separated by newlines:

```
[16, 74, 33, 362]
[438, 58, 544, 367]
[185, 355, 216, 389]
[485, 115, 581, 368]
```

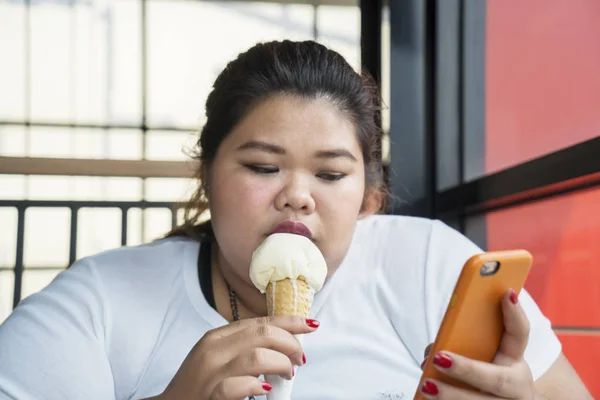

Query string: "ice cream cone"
[264, 277, 314, 400]
[266, 277, 314, 317]
[249, 233, 327, 400]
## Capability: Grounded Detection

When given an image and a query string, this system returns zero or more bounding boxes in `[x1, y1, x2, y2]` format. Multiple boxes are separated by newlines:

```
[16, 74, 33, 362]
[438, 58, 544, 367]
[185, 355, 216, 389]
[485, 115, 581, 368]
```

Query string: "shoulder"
[78, 236, 200, 287]
[354, 213, 434, 238]
[28, 236, 202, 324]
[349, 214, 433, 264]
[1, 238, 204, 400]
[349, 214, 482, 307]
[85, 236, 199, 269]
[353, 214, 478, 246]
[60, 237, 203, 358]
[343, 215, 483, 356]
[350, 214, 481, 272]
[342, 215, 483, 316]
[15, 237, 201, 316]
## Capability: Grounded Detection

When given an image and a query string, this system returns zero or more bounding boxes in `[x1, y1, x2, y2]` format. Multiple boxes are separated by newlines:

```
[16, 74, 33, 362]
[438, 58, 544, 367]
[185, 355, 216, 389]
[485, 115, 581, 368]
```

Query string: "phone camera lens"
[480, 261, 500, 276]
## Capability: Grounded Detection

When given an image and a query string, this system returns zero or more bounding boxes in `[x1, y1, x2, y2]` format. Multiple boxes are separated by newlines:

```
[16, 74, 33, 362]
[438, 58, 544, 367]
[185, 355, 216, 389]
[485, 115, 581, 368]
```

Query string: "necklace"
[214, 245, 241, 323]
[227, 282, 240, 322]
[226, 282, 257, 400]
[216, 246, 255, 400]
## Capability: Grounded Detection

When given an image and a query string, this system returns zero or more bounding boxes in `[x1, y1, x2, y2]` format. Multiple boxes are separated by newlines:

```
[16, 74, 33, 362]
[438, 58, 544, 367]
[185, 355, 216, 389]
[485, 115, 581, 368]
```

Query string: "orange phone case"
[414, 250, 533, 400]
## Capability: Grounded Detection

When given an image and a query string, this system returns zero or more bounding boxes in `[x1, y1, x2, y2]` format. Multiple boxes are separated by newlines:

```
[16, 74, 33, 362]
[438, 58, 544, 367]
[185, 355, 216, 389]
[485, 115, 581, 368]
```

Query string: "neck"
[211, 242, 267, 321]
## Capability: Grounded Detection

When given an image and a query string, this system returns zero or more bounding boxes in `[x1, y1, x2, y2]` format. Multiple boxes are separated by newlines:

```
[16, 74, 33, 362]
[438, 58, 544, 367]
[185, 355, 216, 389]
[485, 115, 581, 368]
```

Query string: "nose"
[274, 175, 316, 214]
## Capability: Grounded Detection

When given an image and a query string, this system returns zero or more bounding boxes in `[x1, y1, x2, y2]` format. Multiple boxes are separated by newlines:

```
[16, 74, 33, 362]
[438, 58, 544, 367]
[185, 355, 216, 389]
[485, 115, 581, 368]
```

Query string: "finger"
[419, 378, 498, 400]
[228, 347, 295, 380]
[205, 316, 319, 342]
[424, 343, 433, 359]
[421, 343, 433, 370]
[210, 376, 272, 400]
[429, 351, 522, 398]
[225, 322, 305, 366]
[496, 288, 530, 363]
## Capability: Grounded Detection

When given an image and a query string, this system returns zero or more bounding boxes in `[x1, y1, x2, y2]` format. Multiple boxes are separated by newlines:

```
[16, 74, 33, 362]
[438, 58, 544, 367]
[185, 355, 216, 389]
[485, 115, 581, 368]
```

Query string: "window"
[316, 5, 361, 71]
[482, 0, 600, 179]
[0, 0, 362, 317]
[146, 1, 315, 128]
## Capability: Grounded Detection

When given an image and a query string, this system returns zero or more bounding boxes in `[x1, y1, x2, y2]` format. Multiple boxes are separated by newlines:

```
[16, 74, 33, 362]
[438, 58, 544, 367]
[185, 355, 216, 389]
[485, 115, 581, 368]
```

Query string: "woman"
[0, 40, 591, 400]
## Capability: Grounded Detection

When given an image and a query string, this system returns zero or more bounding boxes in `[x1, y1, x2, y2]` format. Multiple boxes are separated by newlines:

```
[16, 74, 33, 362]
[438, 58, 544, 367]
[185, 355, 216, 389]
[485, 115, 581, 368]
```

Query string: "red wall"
[486, 0, 600, 396]
[485, 189, 600, 395]
[486, 0, 600, 174]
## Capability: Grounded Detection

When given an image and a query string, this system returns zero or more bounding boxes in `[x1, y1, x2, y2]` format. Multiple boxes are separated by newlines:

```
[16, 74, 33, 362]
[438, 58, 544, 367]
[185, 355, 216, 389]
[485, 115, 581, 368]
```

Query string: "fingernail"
[262, 382, 272, 391]
[509, 289, 518, 305]
[306, 319, 320, 328]
[433, 353, 452, 368]
[421, 380, 439, 395]
[302, 352, 307, 364]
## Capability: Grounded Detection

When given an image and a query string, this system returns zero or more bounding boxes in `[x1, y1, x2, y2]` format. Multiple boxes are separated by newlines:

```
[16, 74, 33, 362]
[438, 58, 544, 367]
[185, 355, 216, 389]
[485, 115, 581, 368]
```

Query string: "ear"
[359, 189, 384, 219]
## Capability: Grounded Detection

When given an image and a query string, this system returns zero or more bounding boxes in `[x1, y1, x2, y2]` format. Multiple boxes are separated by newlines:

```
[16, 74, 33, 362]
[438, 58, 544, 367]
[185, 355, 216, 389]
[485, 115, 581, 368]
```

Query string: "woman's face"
[208, 94, 371, 284]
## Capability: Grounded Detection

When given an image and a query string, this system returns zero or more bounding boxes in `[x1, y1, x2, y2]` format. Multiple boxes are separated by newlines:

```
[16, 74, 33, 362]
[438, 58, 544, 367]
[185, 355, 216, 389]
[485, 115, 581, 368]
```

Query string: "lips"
[272, 220, 313, 240]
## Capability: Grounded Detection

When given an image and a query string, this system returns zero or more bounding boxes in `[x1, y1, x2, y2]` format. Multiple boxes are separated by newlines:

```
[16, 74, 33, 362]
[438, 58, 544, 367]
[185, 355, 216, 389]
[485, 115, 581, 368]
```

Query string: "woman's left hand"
[419, 289, 537, 399]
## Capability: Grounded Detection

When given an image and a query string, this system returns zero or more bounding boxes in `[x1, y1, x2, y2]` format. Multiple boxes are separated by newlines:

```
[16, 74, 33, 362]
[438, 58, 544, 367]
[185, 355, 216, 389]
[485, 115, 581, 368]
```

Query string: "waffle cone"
[266, 277, 314, 317]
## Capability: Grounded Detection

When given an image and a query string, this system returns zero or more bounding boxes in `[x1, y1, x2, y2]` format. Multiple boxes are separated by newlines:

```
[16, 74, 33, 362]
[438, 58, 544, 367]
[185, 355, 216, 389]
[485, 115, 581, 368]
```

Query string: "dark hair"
[169, 40, 385, 240]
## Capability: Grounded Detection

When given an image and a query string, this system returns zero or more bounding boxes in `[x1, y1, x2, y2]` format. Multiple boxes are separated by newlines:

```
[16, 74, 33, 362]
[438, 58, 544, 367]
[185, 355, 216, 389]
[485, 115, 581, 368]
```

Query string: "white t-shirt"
[0, 215, 561, 400]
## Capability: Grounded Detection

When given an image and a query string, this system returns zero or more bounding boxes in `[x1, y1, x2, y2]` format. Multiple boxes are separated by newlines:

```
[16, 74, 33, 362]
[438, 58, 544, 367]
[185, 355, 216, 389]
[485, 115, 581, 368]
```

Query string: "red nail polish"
[433, 353, 452, 368]
[302, 352, 307, 364]
[306, 319, 320, 328]
[262, 382, 272, 391]
[509, 289, 518, 305]
[421, 380, 439, 395]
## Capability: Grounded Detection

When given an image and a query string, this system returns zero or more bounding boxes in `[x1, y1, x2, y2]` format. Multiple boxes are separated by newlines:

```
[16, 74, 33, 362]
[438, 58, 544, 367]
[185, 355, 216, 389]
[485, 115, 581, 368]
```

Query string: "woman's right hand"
[159, 316, 320, 400]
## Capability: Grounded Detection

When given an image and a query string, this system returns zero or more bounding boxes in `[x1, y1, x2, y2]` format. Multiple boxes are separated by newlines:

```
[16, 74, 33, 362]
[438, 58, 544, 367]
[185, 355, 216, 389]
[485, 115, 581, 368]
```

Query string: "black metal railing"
[0, 199, 185, 310]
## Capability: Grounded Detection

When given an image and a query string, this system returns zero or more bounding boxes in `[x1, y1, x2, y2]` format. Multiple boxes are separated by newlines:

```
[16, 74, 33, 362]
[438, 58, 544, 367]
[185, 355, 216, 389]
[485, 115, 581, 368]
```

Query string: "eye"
[317, 172, 346, 182]
[244, 164, 279, 174]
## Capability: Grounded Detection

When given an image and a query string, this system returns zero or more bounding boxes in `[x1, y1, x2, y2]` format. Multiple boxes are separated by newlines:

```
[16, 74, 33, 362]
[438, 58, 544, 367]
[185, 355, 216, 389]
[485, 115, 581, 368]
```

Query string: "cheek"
[315, 177, 365, 269]
[317, 177, 365, 217]
[208, 173, 278, 272]
[211, 174, 274, 224]
[238, 180, 273, 206]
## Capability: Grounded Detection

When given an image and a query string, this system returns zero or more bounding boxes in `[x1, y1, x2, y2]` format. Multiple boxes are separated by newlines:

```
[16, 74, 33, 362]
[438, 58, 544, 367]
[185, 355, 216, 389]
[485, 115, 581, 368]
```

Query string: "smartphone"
[413, 250, 533, 400]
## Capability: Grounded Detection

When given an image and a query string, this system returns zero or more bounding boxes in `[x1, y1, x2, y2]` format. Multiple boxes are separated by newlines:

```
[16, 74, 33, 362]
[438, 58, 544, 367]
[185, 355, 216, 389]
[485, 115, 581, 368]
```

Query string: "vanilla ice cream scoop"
[249, 233, 327, 293]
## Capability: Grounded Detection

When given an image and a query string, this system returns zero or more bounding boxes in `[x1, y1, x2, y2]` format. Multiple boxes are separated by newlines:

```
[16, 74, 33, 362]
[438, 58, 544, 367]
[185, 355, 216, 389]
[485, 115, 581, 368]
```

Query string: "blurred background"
[0, 0, 598, 396]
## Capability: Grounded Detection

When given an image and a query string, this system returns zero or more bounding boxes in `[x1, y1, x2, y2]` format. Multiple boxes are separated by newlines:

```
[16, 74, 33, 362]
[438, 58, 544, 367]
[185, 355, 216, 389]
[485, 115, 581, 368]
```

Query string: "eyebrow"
[315, 149, 358, 162]
[237, 140, 358, 162]
[236, 140, 285, 154]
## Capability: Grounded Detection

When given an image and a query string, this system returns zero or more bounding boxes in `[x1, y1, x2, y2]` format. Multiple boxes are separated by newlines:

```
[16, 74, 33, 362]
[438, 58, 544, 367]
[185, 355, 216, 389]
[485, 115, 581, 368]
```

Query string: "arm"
[0, 259, 115, 400]
[535, 353, 593, 400]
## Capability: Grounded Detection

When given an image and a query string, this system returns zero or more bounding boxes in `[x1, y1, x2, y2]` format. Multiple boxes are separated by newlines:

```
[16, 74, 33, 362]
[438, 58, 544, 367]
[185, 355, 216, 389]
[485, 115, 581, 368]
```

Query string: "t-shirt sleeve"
[424, 220, 562, 380]
[0, 258, 115, 400]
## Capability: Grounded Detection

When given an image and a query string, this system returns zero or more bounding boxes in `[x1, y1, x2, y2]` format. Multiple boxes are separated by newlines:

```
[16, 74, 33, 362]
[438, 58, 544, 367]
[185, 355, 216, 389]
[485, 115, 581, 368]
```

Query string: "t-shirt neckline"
[183, 240, 229, 328]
